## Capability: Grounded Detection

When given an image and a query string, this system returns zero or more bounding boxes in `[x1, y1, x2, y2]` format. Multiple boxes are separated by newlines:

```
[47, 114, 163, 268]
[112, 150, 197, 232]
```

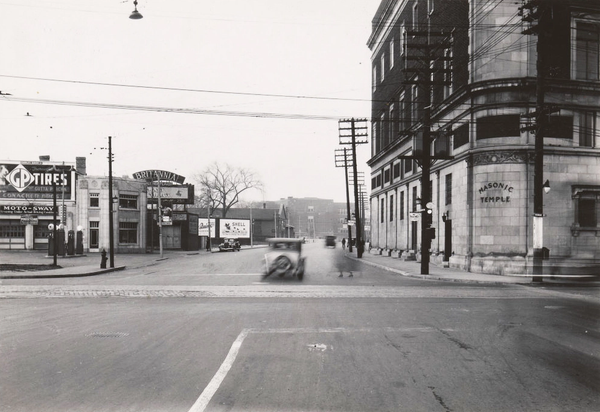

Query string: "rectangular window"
[547, 116, 573, 139]
[373, 66, 378, 90]
[579, 198, 597, 227]
[389, 104, 396, 143]
[411, 85, 419, 122]
[90, 192, 99, 208]
[404, 154, 413, 174]
[412, 1, 418, 30]
[445, 174, 453, 205]
[399, 96, 406, 132]
[381, 112, 387, 148]
[384, 168, 391, 184]
[390, 37, 395, 69]
[393, 163, 401, 180]
[374, 120, 380, 155]
[575, 22, 599, 81]
[390, 194, 394, 221]
[0, 221, 25, 238]
[381, 54, 386, 81]
[444, 48, 453, 98]
[476, 115, 520, 140]
[412, 186, 418, 212]
[308, 206, 314, 212]
[580, 112, 595, 147]
[380, 198, 385, 223]
[572, 186, 600, 234]
[453, 123, 469, 148]
[119, 194, 138, 209]
[118, 222, 138, 244]
[400, 191, 405, 220]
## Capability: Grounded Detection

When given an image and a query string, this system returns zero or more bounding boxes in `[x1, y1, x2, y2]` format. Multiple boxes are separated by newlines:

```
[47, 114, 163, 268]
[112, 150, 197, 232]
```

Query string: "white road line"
[186, 326, 436, 411]
[188, 328, 250, 412]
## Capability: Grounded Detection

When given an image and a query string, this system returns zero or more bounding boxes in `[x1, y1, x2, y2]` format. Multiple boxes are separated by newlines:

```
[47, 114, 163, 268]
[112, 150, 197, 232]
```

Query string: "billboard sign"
[220, 219, 250, 238]
[0, 162, 75, 200]
[198, 218, 216, 236]
[146, 184, 194, 204]
[0, 205, 56, 214]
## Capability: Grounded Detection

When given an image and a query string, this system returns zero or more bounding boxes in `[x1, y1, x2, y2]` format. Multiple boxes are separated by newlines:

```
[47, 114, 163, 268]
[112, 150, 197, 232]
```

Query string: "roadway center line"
[186, 326, 436, 411]
[188, 328, 250, 412]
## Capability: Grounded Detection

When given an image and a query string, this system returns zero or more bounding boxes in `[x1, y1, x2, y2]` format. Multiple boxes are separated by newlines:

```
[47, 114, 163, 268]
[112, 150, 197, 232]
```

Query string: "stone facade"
[367, 0, 600, 275]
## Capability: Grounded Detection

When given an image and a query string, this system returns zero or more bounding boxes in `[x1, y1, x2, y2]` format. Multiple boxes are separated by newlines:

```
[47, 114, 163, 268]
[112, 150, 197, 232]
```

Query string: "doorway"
[444, 219, 452, 261]
[411, 221, 418, 251]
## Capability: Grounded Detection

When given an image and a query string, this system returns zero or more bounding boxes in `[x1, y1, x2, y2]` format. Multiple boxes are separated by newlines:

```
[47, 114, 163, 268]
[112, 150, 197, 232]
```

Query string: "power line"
[0, 74, 371, 103]
[2, 95, 352, 121]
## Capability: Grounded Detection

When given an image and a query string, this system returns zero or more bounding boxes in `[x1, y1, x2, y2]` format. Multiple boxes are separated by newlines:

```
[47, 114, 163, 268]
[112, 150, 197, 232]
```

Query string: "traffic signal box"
[424, 203, 435, 245]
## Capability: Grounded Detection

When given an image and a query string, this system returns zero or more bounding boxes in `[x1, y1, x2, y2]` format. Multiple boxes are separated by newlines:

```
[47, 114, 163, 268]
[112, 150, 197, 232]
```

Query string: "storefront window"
[0, 221, 24, 238]
[119, 222, 138, 244]
[119, 194, 138, 209]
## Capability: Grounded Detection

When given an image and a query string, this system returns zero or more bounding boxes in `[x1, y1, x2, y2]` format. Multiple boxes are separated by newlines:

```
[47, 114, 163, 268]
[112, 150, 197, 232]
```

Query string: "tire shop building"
[368, 0, 600, 275]
[0, 156, 84, 251]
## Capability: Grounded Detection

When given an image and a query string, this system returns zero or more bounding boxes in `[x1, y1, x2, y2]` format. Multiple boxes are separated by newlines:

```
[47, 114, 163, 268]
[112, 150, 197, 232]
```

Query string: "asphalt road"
[1, 243, 599, 411]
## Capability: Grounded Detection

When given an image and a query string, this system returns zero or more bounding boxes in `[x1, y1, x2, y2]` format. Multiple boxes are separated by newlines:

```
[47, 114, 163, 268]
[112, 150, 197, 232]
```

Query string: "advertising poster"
[198, 218, 216, 236]
[220, 219, 250, 238]
[0, 162, 75, 200]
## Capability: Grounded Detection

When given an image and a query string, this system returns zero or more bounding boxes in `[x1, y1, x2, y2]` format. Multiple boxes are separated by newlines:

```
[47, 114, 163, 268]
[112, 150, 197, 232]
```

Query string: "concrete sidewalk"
[349, 251, 532, 284]
[0, 250, 201, 279]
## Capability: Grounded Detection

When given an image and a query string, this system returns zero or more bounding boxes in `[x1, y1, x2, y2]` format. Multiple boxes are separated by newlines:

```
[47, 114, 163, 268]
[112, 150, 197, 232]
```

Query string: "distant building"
[368, 0, 600, 274]
[278, 197, 356, 240]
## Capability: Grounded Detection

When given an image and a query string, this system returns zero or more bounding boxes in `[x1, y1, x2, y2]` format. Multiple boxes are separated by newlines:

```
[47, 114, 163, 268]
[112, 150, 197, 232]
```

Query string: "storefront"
[0, 159, 80, 250]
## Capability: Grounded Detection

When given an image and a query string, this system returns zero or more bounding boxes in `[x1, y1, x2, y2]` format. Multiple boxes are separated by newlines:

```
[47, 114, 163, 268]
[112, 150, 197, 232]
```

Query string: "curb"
[0, 266, 126, 280]
[345, 254, 532, 285]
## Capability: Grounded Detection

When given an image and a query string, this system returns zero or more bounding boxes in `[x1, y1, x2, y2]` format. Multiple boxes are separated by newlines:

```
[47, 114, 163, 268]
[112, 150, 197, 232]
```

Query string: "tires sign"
[0, 162, 75, 200]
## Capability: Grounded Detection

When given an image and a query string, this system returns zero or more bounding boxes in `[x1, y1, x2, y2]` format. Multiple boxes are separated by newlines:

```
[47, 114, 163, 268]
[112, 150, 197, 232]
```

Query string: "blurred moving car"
[218, 238, 241, 252]
[263, 238, 305, 280]
[325, 235, 336, 248]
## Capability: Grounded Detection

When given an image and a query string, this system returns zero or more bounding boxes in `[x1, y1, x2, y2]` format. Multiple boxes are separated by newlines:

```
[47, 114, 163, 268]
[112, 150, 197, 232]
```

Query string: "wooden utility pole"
[335, 148, 354, 252]
[399, 24, 452, 274]
[339, 118, 368, 258]
[520, 0, 553, 282]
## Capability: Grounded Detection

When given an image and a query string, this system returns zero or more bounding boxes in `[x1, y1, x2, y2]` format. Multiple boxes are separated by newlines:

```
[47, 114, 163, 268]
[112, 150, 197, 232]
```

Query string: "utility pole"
[339, 118, 368, 258]
[108, 135, 115, 268]
[519, 0, 553, 283]
[51, 166, 58, 266]
[399, 22, 453, 274]
[334, 148, 354, 252]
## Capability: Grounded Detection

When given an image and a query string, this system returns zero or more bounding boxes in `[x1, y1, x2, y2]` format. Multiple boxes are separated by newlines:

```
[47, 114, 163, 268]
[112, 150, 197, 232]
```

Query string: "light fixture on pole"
[129, 0, 143, 19]
[543, 179, 551, 194]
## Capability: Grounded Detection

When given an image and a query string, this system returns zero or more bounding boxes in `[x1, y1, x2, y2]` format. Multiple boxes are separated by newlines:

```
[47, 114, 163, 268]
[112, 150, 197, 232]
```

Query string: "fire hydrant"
[100, 249, 108, 269]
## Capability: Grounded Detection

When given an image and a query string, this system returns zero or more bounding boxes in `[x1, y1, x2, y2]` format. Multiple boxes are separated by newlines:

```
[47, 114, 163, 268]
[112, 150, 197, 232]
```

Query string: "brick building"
[368, 0, 600, 274]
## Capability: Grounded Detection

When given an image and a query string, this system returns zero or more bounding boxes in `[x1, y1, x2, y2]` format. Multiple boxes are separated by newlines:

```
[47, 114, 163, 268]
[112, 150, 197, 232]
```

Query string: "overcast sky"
[0, 0, 379, 203]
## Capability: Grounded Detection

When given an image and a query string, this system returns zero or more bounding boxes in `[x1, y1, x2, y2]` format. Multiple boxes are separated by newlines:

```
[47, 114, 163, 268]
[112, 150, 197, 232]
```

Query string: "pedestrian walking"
[341, 238, 346, 250]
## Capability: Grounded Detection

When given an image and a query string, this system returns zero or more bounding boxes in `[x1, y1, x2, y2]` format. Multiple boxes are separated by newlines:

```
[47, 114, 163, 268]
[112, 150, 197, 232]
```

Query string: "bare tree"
[193, 163, 263, 218]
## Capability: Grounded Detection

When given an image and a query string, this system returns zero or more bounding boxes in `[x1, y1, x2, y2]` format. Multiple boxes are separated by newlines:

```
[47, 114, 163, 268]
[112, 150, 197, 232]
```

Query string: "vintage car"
[263, 238, 306, 280]
[218, 238, 241, 252]
[325, 235, 336, 248]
